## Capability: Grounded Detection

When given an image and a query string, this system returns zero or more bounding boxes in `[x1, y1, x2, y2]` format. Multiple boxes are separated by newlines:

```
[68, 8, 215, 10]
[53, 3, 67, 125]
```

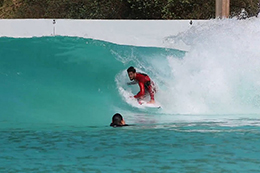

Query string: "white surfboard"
[117, 86, 162, 109]
[138, 100, 161, 109]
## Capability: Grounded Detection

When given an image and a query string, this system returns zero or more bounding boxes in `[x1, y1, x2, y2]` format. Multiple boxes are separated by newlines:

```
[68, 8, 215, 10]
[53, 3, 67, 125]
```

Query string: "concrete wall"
[0, 19, 208, 50]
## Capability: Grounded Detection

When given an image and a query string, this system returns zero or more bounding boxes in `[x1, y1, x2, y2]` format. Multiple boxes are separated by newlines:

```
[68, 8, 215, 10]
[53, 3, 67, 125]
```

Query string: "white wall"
[0, 19, 208, 50]
[0, 19, 53, 37]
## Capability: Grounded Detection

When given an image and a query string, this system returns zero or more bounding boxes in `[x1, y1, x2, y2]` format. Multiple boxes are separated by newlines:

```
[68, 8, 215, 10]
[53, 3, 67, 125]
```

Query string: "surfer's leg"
[147, 85, 155, 104]
[151, 81, 157, 93]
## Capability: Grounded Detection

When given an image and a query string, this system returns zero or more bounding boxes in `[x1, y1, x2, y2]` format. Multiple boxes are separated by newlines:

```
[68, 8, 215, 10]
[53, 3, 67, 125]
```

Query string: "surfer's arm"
[127, 81, 137, 85]
[134, 82, 145, 99]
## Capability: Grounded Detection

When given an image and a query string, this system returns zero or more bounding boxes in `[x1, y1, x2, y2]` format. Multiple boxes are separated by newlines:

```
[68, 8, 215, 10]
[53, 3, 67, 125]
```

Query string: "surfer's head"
[127, 66, 136, 81]
[110, 113, 126, 127]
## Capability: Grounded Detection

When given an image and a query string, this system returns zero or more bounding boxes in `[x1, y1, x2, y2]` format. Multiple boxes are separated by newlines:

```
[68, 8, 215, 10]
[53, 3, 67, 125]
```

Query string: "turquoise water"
[1, 19, 260, 173]
[1, 124, 260, 172]
[0, 37, 184, 128]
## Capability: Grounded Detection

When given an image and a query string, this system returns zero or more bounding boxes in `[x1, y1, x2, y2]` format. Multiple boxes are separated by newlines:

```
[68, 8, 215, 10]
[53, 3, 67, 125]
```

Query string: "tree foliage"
[0, 0, 259, 19]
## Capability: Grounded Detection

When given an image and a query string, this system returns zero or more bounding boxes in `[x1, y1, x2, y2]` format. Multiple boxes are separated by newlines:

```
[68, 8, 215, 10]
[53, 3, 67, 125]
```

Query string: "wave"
[1, 18, 260, 128]
[0, 36, 181, 128]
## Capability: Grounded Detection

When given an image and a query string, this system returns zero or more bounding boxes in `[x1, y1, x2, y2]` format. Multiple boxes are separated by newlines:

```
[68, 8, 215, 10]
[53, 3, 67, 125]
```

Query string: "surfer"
[127, 66, 156, 104]
[110, 113, 129, 127]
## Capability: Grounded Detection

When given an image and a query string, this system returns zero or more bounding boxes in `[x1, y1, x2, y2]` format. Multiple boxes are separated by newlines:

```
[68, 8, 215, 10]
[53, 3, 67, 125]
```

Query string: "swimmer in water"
[110, 113, 129, 127]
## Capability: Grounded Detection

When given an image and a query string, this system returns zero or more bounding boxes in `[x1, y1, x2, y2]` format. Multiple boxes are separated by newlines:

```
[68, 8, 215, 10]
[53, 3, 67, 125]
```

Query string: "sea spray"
[164, 18, 260, 114]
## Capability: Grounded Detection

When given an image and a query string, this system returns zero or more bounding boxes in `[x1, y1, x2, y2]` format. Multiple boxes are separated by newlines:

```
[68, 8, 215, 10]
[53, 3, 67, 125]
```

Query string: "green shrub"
[0, 0, 259, 19]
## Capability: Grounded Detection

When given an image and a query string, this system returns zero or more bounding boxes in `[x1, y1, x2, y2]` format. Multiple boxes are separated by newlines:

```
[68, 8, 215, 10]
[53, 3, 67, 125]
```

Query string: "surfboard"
[138, 100, 161, 109]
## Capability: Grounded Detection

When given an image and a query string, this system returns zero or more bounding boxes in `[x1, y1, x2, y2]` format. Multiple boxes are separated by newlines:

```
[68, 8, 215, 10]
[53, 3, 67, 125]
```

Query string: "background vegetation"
[0, 0, 259, 19]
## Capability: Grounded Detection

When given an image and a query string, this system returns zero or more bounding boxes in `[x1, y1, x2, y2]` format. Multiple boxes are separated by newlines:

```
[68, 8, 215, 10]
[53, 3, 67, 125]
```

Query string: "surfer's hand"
[138, 100, 143, 105]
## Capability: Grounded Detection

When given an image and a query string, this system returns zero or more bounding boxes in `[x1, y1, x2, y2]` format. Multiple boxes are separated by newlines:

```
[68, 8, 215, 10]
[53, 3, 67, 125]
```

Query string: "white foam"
[115, 70, 143, 109]
[156, 17, 260, 114]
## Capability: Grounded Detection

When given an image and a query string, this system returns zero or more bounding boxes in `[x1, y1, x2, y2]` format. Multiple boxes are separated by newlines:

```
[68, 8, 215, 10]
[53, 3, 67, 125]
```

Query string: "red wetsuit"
[134, 73, 155, 100]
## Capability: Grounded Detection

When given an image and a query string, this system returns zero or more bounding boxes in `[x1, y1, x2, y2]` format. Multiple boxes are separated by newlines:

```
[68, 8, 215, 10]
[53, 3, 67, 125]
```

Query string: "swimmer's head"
[110, 113, 125, 127]
[127, 66, 136, 81]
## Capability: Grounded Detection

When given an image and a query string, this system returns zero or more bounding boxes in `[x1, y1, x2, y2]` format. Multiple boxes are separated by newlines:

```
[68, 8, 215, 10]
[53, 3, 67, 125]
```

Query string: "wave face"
[0, 36, 182, 128]
[1, 18, 260, 128]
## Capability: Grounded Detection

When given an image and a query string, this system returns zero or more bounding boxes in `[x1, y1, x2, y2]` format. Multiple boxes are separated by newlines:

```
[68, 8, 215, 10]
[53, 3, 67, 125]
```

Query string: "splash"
[163, 17, 260, 114]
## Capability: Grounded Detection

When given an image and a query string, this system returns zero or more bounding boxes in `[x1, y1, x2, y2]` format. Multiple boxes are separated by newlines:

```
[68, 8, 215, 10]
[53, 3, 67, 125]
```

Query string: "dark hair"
[127, 66, 136, 73]
[110, 113, 123, 126]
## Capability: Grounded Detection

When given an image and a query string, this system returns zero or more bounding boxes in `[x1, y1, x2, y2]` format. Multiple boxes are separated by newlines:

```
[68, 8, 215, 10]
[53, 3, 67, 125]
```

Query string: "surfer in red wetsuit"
[127, 66, 156, 104]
